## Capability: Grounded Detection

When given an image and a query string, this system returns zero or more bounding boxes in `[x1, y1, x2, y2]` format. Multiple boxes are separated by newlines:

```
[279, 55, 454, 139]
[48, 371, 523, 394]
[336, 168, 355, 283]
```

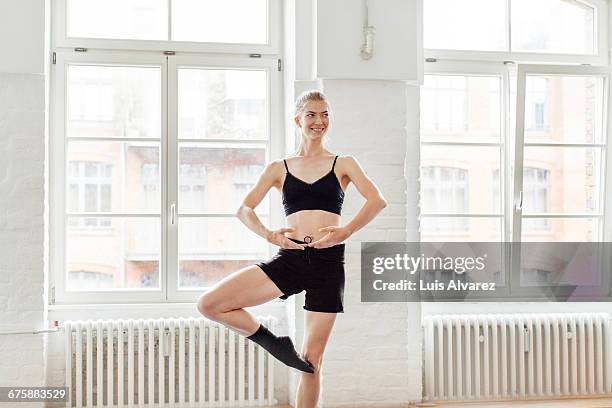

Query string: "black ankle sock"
[246, 324, 314, 373]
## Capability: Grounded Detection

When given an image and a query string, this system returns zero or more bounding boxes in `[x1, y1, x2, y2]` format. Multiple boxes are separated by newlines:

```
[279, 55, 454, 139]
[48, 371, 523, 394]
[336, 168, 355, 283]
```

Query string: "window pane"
[67, 65, 161, 139]
[67, 142, 161, 214]
[66, 217, 160, 290]
[178, 68, 267, 140]
[524, 75, 604, 144]
[420, 217, 502, 241]
[172, 0, 267, 44]
[178, 143, 267, 213]
[67, 0, 168, 40]
[424, 0, 506, 51]
[421, 146, 502, 213]
[178, 216, 268, 289]
[512, 0, 595, 54]
[520, 243, 602, 286]
[522, 147, 601, 214]
[421, 75, 501, 142]
[521, 217, 599, 242]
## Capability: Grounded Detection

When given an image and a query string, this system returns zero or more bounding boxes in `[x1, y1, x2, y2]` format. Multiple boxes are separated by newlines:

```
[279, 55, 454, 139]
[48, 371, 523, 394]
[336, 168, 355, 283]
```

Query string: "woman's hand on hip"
[265, 227, 305, 250]
[308, 226, 351, 249]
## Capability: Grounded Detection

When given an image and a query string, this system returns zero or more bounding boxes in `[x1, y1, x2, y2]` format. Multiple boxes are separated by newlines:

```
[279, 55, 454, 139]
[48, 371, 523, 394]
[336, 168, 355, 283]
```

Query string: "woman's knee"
[196, 292, 222, 320]
[302, 349, 325, 373]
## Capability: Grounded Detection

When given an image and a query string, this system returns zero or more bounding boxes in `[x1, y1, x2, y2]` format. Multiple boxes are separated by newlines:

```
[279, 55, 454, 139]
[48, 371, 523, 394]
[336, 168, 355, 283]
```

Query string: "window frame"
[421, 61, 612, 300]
[512, 63, 610, 243]
[50, 52, 282, 305]
[51, 0, 281, 55]
[420, 60, 512, 242]
[423, 0, 608, 66]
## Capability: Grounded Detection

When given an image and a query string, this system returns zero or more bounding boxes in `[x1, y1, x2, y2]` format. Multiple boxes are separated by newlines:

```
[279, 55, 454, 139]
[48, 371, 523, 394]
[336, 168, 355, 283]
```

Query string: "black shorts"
[255, 237, 345, 313]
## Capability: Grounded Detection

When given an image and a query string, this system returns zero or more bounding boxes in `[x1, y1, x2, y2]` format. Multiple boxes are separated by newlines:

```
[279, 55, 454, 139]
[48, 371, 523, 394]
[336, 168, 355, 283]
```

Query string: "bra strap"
[332, 155, 338, 171]
[283, 159, 289, 173]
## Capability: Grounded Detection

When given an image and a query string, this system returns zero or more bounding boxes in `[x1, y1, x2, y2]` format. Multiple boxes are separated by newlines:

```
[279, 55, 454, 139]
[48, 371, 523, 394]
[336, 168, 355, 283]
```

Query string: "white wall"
[316, 0, 422, 81]
[0, 0, 46, 394]
[0, 0, 45, 74]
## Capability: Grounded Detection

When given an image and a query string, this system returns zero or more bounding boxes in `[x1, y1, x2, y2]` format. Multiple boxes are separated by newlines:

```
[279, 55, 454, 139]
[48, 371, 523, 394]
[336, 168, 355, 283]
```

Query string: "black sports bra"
[282, 155, 345, 216]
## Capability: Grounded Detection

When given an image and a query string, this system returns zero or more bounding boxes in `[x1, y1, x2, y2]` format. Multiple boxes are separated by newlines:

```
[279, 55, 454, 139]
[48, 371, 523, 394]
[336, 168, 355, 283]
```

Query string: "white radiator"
[63, 317, 277, 408]
[423, 312, 612, 402]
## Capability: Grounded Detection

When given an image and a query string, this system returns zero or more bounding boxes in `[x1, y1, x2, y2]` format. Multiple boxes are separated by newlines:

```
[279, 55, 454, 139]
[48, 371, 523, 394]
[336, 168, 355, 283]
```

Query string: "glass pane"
[178, 143, 267, 213]
[512, 0, 595, 54]
[420, 217, 503, 241]
[522, 147, 601, 214]
[178, 68, 267, 140]
[178, 216, 269, 288]
[521, 218, 599, 242]
[424, 0, 506, 51]
[67, 65, 161, 139]
[421, 75, 501, 142]
[67, 0, 168, 40]
[66, 217, 160, 290]
[523, 75, 604, 144]
[520, 243, 602, 286]
[172, 0, 267, 44]
[420, 146, 502, 213]
[67, 141, 161, 214]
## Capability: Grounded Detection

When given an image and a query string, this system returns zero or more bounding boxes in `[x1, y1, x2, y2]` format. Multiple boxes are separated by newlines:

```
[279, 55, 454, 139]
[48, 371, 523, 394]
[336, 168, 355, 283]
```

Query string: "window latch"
[170, 202, 176, 225]
[514, 191, 523, 211]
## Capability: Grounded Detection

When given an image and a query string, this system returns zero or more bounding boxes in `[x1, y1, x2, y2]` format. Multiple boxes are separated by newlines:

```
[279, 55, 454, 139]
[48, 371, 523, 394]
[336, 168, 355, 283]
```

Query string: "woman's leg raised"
[196, 265, 283, 336]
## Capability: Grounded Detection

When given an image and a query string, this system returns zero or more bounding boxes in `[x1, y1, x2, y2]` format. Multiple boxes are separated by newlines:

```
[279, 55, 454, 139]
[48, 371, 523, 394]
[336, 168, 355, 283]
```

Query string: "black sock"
[246, 324, 315, 373]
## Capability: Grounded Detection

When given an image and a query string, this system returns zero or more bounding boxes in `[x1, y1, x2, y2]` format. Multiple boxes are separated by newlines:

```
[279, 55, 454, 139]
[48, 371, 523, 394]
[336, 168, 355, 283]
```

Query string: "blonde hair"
[294, 90, 333, 151]
[295, 90, 328, 116]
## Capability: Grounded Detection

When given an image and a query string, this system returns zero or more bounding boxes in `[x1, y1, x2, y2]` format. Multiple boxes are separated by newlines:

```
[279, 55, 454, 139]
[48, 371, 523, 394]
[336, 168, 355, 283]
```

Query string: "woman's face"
[295, 100, 330, 141]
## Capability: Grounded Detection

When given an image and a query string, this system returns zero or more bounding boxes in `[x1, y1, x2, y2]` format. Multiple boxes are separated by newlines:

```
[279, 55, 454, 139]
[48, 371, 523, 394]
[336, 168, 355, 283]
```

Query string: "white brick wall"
[0, 73, 46, 392]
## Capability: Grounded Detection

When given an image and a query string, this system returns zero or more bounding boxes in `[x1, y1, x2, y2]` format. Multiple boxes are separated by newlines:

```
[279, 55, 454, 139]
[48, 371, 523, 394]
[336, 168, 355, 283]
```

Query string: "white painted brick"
[0, 73, 45, 390]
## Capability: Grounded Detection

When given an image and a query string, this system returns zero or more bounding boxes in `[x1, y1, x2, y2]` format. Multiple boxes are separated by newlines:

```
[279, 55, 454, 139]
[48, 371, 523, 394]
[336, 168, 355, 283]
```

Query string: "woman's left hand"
[308, 226, 351, 249]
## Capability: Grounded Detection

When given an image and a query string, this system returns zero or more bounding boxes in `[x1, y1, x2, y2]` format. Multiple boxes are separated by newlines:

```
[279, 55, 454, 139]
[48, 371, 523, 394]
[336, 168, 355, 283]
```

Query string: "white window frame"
[51, 51, 282, 305]
[51, 0, 282, 55]
[512, 64, 611, 242]
[50, 1, 283, 304]
[421, 61, 512, 242]
[424, 0, 608, 66]
[166, 54, 281, 303]
[421, 0, 612, 300]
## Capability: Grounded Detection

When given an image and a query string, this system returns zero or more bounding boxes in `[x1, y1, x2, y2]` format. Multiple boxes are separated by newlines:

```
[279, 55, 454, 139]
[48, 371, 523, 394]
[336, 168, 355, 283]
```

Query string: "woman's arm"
[235, 161, 279, 240]
[342, 155, 388, 236]
[235, 161, 304, 250]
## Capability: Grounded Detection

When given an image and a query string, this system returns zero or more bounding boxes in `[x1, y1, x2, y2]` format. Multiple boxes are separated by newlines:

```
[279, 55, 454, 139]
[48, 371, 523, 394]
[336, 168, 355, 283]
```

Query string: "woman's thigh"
[202, 265, 284, 312]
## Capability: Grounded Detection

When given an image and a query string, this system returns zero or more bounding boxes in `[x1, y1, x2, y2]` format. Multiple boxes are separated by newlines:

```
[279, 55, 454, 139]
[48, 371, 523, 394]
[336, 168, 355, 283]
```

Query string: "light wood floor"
[265, 397, 612, 407]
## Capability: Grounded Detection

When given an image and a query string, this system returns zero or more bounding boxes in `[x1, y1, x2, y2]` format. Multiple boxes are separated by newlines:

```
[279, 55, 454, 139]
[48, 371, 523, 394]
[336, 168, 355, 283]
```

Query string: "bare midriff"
[284, 210, 341, 243]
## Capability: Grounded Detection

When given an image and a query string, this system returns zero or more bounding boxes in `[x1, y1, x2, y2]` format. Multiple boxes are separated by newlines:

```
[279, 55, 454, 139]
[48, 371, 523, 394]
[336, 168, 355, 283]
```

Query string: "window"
[67, 161, 112, 228]
[55, 0, 279, 54]
[422, 0, 610, 299]
[420, 167, 469, 232]
[51, 1, 281, 304]
[424, 0, 601, 58]
[420, 74, 504, 242]
[525, 77, 549, 131]
[522, 167, 550, 232]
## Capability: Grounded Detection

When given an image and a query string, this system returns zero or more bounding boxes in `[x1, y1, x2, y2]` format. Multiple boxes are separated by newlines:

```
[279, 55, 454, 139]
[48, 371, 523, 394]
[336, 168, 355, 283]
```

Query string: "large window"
[420, 74, 504, 242]
[424, 0, 604, 63]
[50, 2, 281, 304]
[421, 0, 610, 298]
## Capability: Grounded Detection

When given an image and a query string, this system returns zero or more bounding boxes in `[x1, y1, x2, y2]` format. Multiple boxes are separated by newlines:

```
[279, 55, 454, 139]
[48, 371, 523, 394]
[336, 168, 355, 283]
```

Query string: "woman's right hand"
[265, 227, 305, 250]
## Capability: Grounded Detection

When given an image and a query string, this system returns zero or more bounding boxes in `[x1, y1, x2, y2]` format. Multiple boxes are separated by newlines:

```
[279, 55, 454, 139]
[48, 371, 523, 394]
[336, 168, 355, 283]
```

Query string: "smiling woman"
[196, 89, 388, 407]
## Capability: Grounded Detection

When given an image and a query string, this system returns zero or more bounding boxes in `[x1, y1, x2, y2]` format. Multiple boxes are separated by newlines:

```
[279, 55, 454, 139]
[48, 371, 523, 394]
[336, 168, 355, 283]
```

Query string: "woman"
[197, 90, 387, 407]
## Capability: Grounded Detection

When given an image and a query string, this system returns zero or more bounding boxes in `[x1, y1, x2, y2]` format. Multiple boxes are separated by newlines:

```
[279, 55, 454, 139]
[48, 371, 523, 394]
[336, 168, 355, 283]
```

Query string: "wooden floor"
[264, 397, 612, 407]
